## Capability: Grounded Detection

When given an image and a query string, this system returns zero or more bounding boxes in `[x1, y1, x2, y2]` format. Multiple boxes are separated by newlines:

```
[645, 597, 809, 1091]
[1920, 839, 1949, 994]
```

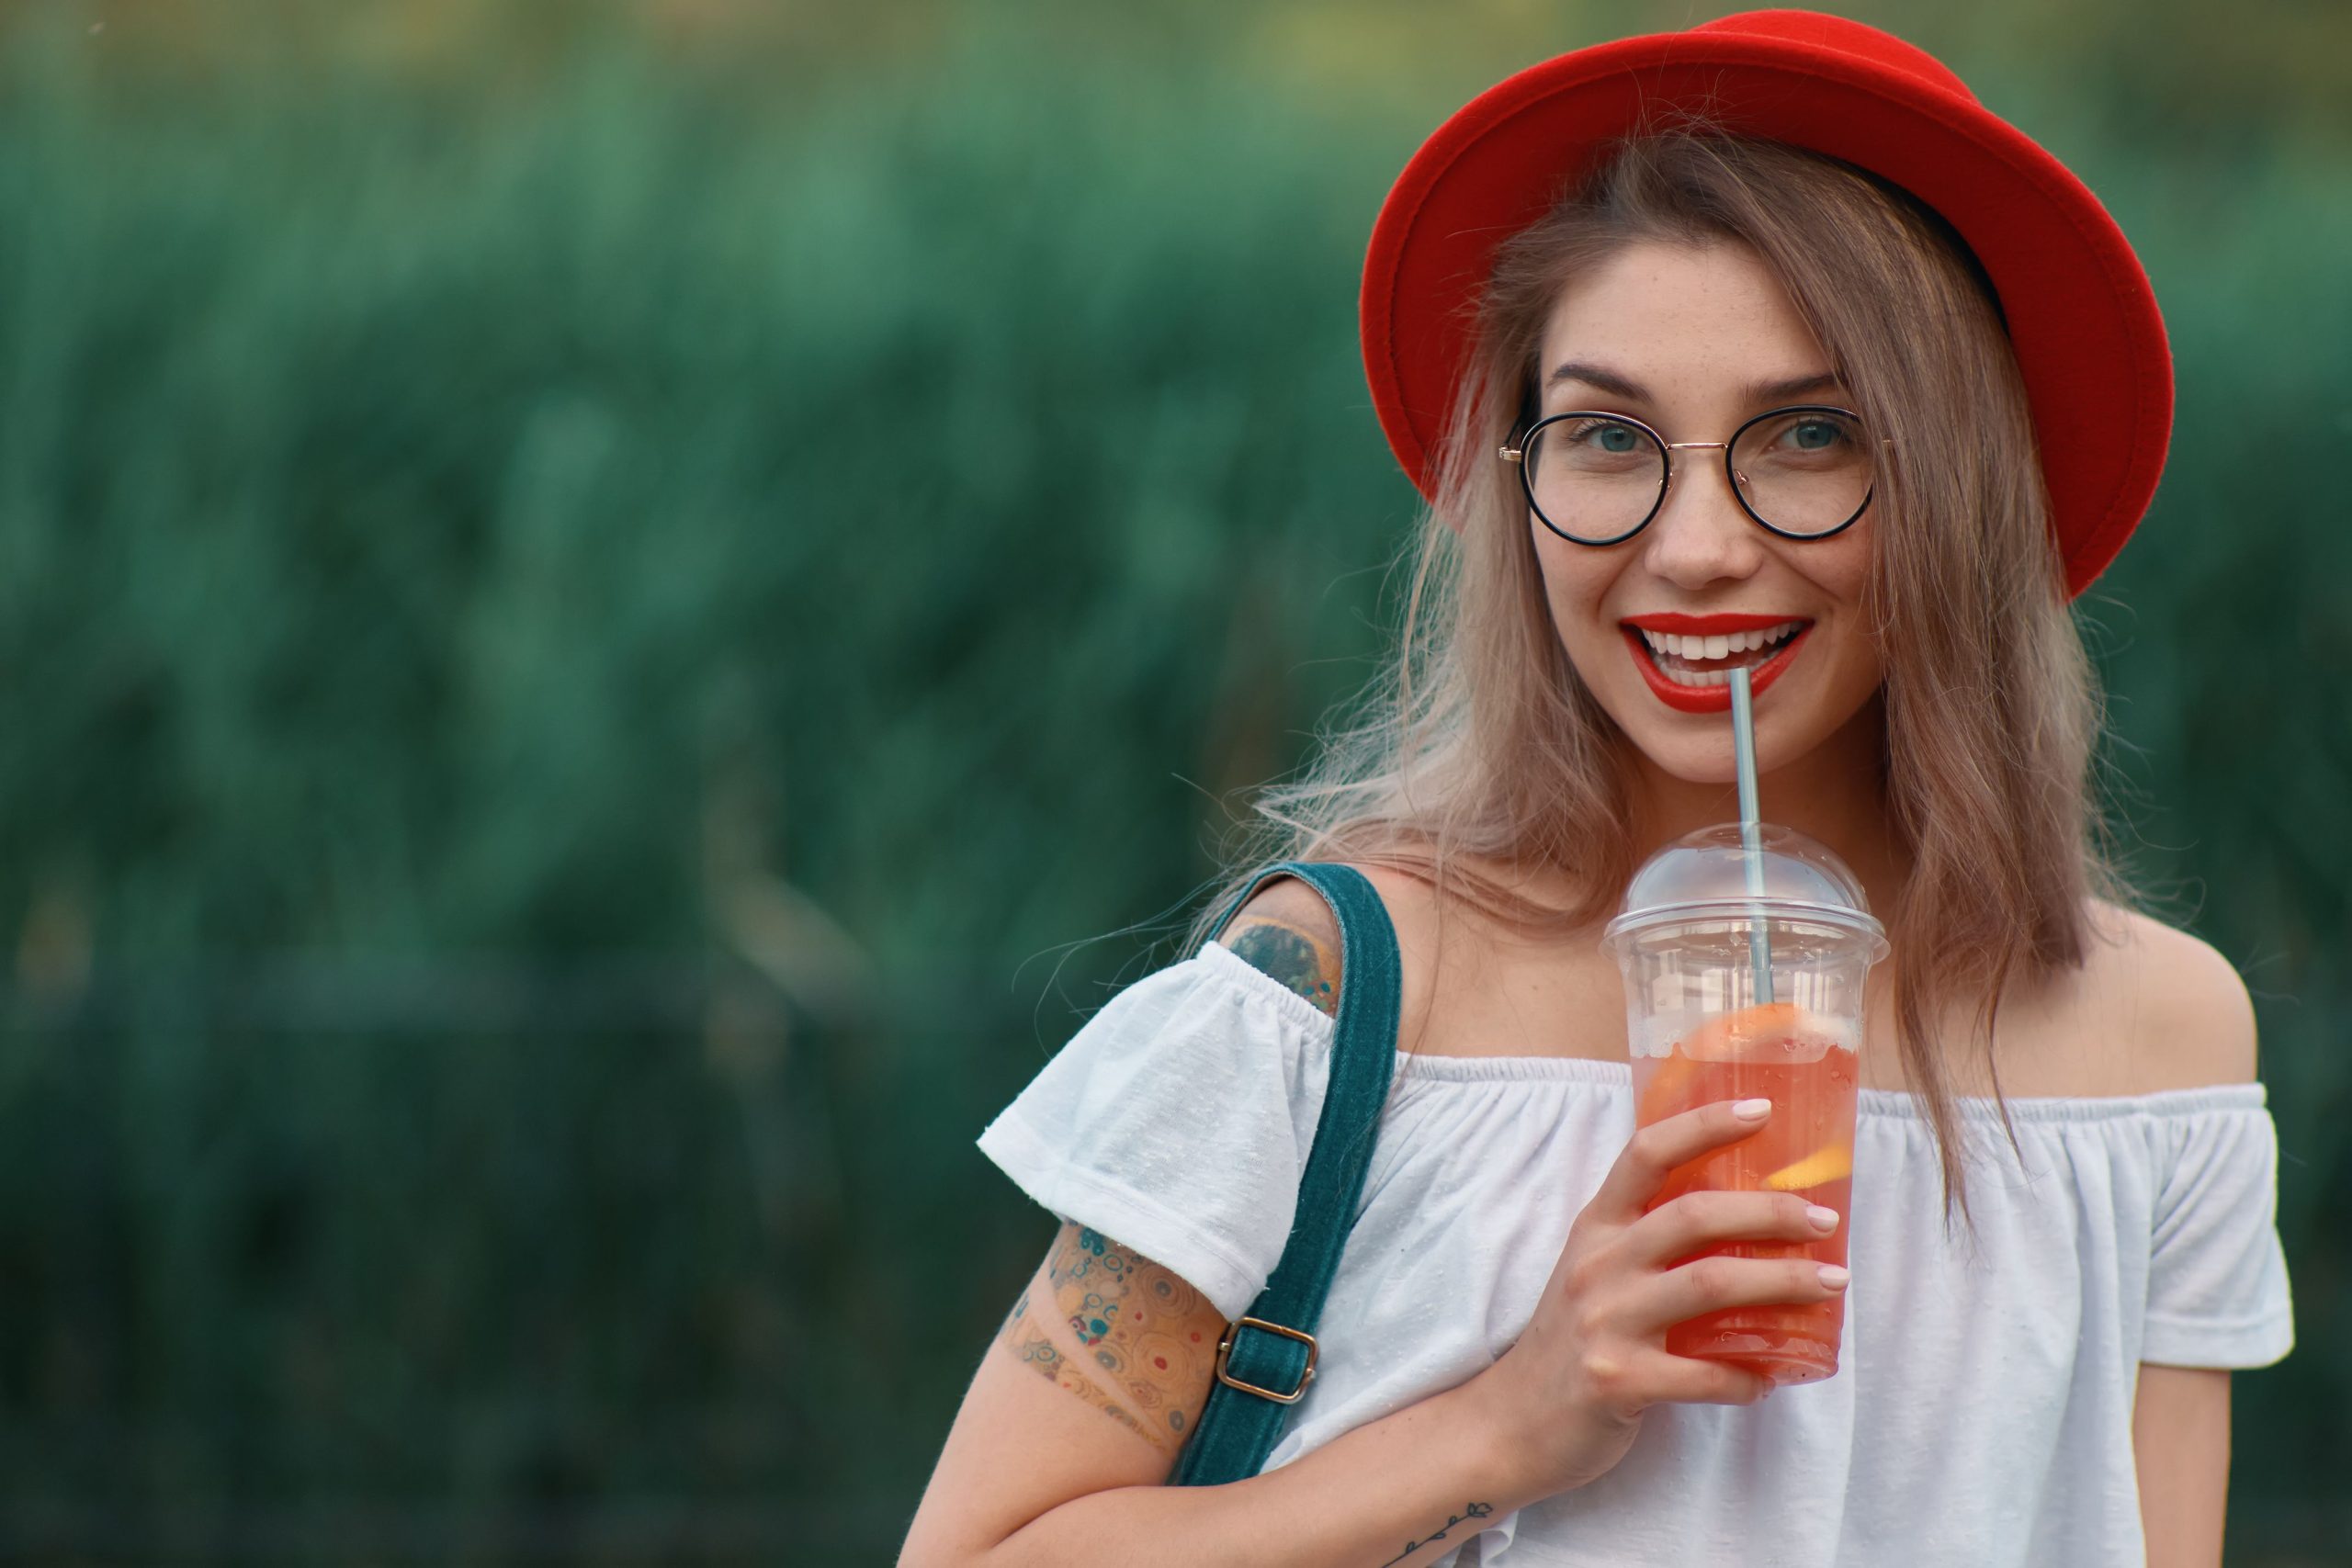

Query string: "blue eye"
[1763, 416, 1852, 455]
[1566, 418, 1644, 453]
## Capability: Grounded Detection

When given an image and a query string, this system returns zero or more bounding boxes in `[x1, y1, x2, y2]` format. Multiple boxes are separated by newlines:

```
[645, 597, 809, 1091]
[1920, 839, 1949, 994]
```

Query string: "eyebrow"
[1545, 360, 1846, 406]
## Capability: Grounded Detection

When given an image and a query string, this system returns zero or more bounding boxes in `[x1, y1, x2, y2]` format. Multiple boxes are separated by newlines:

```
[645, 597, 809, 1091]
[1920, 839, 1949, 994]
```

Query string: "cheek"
[1807, 521, 1874, 599]
[1812, 538, 1883, 684]
[1529, 532, 1612, 637]
[1827, 624, 1885, 697]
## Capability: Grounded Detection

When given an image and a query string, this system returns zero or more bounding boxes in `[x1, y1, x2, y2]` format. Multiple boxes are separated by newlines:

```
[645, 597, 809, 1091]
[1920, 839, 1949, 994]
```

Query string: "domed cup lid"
[1601, 823, 1888, 958]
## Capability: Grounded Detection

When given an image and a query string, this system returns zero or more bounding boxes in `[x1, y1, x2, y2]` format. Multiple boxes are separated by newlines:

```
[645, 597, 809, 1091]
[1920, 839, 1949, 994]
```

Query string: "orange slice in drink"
[1762, 1144, 1853, 1191]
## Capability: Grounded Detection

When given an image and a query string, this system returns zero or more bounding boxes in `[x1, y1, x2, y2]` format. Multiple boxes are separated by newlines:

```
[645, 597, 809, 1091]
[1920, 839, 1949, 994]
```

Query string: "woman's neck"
[1623, 698, 1913, 920]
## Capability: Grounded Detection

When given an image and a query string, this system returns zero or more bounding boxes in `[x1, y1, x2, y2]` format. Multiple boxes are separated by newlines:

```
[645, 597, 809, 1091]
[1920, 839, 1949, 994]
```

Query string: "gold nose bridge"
[1659, 440, 1749, 496]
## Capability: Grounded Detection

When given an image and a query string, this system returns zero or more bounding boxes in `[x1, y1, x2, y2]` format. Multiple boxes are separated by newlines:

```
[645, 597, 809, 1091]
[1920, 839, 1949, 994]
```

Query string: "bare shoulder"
[2072, 902, 2259, 1092]
[1210, 862, 1443, 1024]
[1208, 857, 1558, 1057]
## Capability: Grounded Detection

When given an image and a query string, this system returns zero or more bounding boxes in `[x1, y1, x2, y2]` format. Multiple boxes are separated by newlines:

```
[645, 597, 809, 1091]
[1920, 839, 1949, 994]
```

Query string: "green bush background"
[0, 1, 2344, 1561]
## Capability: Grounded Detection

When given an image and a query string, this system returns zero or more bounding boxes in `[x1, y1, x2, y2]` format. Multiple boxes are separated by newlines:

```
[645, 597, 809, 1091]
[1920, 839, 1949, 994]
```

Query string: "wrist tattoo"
[1377, 1502, 1495, 1567]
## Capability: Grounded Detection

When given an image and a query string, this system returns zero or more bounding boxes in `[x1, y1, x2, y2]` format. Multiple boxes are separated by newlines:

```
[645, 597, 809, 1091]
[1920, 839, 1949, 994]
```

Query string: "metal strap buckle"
[1213, 1314, 1318, 1404]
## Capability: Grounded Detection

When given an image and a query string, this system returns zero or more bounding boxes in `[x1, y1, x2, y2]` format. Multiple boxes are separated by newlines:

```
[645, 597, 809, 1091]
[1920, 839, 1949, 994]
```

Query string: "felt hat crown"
[1360, 9, 2169, 597]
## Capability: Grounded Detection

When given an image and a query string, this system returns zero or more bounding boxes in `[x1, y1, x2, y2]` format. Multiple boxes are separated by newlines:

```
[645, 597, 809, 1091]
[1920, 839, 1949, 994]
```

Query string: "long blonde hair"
[1181, 130, 2128, 1217]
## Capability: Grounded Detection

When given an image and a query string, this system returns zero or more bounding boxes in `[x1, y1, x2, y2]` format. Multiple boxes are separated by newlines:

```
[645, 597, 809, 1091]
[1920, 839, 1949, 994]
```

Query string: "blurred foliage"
[0, 0, 2343, 1562]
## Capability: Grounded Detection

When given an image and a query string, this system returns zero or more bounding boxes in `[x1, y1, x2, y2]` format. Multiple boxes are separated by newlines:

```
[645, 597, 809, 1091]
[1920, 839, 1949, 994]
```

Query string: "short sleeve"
[976, 942, 1338, 1321]
[2141, 1098, 2294, 1369]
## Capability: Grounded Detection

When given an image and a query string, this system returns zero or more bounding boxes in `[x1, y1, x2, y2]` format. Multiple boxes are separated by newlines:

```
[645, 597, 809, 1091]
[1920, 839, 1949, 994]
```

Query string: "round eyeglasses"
[1499, 404, 1886, 546]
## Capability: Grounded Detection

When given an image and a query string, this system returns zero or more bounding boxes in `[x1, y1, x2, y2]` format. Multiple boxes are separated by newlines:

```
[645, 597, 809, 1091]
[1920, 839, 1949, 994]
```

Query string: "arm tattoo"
[995, 1223, 1219, 1450]
[1004, 1312, 1169, 1450]
[1376, 1503, 1495, 1567]
[1048, 1223, 1217, 1446]
[1225, 914, 1342, 1017]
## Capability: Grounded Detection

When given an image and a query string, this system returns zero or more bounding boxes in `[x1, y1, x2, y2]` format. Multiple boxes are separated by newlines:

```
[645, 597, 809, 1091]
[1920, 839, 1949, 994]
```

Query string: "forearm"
[979, 1378, 1541, 1568]
[2133, 1364, 2230, 1568]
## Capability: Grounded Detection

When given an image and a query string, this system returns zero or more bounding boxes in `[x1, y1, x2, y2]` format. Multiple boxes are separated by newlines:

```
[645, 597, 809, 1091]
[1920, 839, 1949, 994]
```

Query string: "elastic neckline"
[1197, 940, 2270, 1122]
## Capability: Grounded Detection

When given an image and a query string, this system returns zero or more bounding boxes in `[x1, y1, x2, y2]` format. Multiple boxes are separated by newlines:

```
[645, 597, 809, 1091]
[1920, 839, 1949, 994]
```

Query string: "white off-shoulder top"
[977, 941, 2294, 1568]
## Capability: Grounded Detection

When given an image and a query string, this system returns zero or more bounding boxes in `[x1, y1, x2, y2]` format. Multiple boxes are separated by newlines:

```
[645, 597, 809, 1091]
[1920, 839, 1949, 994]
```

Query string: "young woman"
[900, 14, 2291, 1566]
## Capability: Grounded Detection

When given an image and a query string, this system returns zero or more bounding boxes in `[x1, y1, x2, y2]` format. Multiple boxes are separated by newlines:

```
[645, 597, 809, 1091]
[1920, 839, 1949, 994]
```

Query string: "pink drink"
[1630, 1003, 1859, 1384]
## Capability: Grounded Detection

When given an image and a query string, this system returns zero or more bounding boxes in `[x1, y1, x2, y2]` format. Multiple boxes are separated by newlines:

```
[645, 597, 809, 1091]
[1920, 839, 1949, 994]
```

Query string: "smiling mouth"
[1629, 619, 1810, 688]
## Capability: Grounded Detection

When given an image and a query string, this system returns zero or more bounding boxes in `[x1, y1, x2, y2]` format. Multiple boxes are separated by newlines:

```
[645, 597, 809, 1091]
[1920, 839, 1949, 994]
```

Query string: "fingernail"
[1816, 1264, 1851, 1290]
[1805, 1205, 1840, 1233]
[1732, 1098, 1772, 1121]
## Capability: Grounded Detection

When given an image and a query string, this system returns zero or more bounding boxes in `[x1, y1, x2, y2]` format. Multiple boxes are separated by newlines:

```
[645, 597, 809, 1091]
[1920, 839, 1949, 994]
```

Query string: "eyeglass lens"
[1523, 409, 1874, 542]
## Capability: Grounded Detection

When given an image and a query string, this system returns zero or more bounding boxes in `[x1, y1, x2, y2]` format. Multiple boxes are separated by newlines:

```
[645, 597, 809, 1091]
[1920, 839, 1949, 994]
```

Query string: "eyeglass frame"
[1498, 403, 1894, 547]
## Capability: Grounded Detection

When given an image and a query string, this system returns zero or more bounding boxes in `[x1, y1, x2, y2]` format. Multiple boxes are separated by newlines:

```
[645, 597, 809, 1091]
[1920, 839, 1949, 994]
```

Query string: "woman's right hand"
[1464, 1096, 1850, 1500]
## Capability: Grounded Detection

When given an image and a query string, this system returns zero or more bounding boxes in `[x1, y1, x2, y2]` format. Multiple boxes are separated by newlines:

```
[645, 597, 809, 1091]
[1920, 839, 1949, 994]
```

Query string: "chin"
[1624, 728, 1749, 786]
[1577, 645, 1883, 788]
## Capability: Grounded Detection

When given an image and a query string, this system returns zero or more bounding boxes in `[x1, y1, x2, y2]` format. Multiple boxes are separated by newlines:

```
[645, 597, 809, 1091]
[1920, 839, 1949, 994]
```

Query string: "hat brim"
[1361, 29, 2170, 599]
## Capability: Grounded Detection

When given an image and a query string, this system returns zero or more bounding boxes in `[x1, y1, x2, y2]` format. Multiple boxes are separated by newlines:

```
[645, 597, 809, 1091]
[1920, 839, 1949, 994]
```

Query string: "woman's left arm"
[2110, 914, 2262, 1567]
[2133, 1362, 2231, 1567]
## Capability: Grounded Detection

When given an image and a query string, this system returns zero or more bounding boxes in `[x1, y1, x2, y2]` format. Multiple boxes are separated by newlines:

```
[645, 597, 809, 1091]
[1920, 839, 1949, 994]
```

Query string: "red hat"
[1360, 9, 2169, 599]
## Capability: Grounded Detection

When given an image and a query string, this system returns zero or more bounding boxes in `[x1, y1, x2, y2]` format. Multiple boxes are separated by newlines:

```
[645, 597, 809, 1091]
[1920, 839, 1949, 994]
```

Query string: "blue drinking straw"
[1729, 666, 1774, 1006]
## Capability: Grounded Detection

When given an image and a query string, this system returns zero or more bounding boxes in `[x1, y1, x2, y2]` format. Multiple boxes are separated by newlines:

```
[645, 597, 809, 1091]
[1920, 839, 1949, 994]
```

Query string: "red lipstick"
[1620, 621, 1812, 715]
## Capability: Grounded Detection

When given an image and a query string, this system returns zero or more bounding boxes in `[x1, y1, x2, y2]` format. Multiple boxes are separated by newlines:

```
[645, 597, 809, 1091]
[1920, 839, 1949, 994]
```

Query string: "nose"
[1640, 450, 1766, 590]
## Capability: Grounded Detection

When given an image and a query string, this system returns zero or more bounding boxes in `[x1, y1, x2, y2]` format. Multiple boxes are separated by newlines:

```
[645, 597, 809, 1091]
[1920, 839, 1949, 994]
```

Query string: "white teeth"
[1634, 620, 1806, 677]
[1634, 621, 1804, 663]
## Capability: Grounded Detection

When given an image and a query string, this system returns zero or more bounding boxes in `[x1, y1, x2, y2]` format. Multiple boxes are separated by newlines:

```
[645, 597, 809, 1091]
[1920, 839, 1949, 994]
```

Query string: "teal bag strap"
[1171, 860, 1401, 1486]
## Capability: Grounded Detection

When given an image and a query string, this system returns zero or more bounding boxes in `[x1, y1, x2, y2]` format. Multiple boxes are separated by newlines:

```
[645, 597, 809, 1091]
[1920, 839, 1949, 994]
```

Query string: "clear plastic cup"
[1601, 824, 1890, 1385]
